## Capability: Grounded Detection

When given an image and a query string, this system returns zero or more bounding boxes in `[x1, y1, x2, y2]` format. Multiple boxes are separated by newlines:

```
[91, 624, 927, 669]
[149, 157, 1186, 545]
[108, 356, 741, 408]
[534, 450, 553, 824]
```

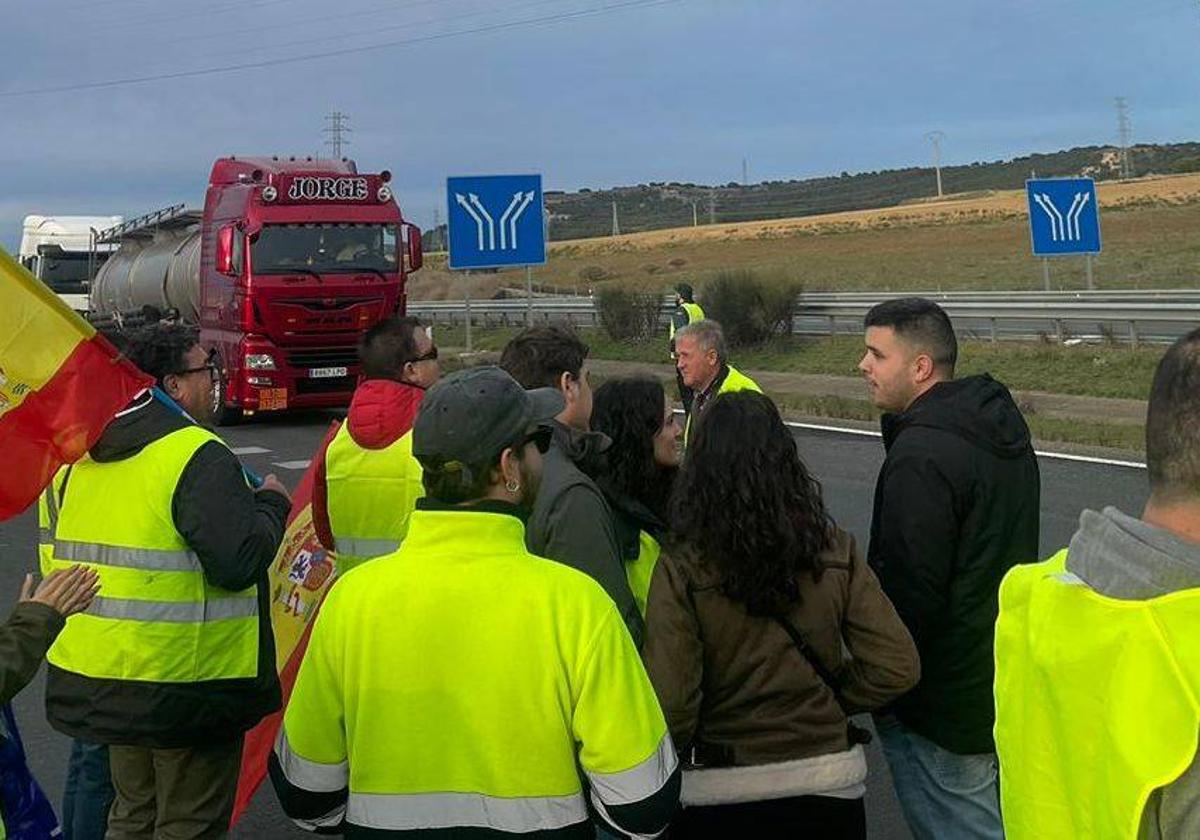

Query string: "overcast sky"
[2, 0, 1197, 249]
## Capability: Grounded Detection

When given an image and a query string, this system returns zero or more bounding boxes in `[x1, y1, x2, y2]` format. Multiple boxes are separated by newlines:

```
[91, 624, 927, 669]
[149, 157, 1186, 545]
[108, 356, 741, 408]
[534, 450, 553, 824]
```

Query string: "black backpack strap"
[774, 614, 872, 745]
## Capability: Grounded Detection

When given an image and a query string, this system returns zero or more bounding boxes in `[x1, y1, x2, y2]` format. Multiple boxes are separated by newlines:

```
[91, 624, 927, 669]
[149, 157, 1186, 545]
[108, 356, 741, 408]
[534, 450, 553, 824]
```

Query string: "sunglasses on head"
[412, 346, 439, 363]
[519, 425, 553, 454]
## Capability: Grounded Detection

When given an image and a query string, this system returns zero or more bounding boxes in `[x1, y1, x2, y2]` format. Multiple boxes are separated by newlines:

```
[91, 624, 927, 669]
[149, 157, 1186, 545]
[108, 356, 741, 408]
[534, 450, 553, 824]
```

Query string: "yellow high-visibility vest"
[995, 548, 1200, 839]
[669, 302, 706, 341]
[683, 364, 763, 446]
[325, 420, 423, 574]
[41, 426, 259, 683]
[626, 530, 662, 618]
[276, 506, 677, 834]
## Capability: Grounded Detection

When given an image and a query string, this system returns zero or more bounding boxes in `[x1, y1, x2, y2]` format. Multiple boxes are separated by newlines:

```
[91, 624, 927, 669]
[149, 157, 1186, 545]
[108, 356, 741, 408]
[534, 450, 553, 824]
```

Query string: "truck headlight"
[377, 185, 393, 202]
[262, 186, 278, 202]
[245, 353, 276, 370]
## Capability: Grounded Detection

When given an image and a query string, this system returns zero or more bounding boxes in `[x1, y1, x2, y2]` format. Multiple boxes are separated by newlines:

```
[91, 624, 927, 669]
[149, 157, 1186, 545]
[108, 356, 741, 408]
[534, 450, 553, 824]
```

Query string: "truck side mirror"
[216, 225, 236, 276]
[407, 225, 423, 271]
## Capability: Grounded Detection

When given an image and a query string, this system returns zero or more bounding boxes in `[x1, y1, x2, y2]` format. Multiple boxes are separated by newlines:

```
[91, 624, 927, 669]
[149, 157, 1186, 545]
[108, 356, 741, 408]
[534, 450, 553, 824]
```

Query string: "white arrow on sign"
[508, 192, 535, 251]
[468, 194, 496, 251]
[455, 193, 486, 251]
[1034, 193, 1066, 242]
[498, 192, 523, 250]
[1066, 192, 1090, 241]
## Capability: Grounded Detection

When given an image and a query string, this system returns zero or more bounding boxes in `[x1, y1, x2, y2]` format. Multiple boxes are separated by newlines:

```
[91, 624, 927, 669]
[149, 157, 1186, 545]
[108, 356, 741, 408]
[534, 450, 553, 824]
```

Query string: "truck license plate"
[309, 367, 347, 379]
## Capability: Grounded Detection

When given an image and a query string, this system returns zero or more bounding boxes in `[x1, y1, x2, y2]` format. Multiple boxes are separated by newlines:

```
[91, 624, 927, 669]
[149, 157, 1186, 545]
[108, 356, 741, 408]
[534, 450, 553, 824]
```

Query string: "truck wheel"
[213, 371, 243, 426]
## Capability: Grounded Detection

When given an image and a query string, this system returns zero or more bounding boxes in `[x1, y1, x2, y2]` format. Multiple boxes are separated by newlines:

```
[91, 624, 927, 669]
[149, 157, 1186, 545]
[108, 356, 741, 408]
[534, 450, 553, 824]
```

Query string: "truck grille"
[285, 348, 359, 369]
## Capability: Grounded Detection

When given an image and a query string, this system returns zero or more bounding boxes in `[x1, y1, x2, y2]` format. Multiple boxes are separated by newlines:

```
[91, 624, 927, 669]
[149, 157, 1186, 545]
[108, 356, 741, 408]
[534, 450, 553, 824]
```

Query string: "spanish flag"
[0, 247, 151, 520]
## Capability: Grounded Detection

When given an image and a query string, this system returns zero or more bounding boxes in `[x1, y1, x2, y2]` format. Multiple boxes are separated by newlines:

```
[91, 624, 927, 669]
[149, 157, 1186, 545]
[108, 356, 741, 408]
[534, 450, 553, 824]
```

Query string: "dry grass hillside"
[408, 173, 1200, 299]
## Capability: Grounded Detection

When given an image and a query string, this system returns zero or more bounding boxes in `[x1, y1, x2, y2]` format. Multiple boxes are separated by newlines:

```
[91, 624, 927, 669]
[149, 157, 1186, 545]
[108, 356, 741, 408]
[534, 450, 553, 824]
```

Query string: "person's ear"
[162, 374, 182, 399]
[498, 447, 522, 491]
[913, 353, 936, 384]
[558, 371, 575, 401]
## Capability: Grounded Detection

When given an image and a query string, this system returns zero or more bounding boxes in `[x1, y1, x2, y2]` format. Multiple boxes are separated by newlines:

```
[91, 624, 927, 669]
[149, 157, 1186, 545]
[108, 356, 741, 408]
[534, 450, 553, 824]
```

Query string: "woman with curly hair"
[644, 390, 919, 838]
[590, 377, 680, 619]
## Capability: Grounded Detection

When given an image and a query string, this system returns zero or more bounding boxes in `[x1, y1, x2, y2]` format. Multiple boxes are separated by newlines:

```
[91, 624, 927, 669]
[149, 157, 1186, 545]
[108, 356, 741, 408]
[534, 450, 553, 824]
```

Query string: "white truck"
[19, 215, 123, 311]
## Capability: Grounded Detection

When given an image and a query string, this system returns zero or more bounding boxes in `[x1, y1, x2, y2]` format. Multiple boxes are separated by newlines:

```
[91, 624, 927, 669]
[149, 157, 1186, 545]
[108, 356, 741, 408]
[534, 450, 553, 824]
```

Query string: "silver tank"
[90, 228, 202, 322]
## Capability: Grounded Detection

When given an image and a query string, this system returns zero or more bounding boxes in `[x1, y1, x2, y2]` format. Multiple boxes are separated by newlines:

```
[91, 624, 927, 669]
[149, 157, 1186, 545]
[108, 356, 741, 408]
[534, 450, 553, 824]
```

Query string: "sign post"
[1026, 178, 1102, 290]
[447, 175, 546, 340]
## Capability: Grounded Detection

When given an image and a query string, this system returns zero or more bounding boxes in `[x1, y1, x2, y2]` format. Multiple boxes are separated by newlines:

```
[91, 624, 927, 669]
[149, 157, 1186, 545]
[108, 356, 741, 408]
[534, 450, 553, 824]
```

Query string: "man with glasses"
[39, 322, 292, 839]
[313, 316, 441, 574]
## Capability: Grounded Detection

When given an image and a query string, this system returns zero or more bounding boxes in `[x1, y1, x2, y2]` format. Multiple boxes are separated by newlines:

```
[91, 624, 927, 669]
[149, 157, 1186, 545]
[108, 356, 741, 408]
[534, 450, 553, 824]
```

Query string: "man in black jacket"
[42, 323, 291, 839]
[858, 298, 1039, 840]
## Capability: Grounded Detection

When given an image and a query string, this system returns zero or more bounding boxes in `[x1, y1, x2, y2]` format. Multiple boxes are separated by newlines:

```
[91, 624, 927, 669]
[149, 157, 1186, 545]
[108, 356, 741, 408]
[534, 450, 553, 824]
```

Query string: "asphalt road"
[0, 410, 1149, 839]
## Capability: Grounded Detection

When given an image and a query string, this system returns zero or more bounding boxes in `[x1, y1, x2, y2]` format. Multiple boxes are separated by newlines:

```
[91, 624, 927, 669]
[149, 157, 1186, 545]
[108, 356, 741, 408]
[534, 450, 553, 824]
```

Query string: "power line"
[924, 130, 945, 198]
[0, 0, 679, 98]
[1115, 97, 1133, 179]
[324, 111, 352, 159]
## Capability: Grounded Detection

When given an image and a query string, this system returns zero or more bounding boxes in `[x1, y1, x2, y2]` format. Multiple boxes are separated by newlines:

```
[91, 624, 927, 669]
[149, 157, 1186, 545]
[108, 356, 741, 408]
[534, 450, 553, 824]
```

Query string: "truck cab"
[19, 215, 122, 311]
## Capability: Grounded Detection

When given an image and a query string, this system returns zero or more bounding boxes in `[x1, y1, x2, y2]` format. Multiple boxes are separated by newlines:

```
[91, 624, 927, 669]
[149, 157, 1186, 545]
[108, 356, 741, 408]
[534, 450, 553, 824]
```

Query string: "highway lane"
[0, 411, 1149, 839]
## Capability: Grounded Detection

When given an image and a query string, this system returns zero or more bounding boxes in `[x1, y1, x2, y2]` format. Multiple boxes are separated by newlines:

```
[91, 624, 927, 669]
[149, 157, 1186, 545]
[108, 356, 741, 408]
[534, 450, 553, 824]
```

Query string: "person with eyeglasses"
[271, 366, 681, 837]
[38, 322, 292, 840]
[311, 316, 442, 575]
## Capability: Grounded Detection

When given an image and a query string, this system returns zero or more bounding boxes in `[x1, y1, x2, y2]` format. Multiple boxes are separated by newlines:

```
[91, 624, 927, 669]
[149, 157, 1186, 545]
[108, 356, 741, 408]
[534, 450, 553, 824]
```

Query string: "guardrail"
[409, 291, 1200, 346]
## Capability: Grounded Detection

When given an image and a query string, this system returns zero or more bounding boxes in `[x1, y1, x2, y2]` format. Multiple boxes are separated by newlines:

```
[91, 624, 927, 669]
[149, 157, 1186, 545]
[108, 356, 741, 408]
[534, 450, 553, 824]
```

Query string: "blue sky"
[2, 0, 1197, 249]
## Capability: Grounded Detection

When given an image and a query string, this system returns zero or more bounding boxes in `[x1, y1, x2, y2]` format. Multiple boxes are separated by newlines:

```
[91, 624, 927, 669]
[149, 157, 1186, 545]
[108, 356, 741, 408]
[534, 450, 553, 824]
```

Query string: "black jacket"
[44, 395, 290, 748]
[868, 375, 1040, 755]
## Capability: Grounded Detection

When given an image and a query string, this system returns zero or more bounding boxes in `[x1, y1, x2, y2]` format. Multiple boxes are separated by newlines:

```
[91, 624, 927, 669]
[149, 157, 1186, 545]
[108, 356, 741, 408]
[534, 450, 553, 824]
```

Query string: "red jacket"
[312, 379, 424, 551]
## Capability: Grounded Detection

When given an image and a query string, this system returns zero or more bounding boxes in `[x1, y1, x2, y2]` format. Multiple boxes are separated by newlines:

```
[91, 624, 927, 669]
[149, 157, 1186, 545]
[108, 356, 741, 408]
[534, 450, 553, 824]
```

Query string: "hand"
[21, 566, 100, 618]
[257, 474, 292, 504]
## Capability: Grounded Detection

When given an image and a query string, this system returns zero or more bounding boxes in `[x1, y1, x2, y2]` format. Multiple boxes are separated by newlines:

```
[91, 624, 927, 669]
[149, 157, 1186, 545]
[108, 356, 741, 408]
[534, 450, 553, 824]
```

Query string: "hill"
[422, 142, 1200, 246]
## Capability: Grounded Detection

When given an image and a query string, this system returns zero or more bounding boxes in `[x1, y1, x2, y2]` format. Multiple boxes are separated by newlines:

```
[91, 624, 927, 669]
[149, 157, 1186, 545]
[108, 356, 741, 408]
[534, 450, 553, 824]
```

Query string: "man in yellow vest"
[40, 323, 292, 839]
[311, 316, 440, 574]
[270, 366, 680, 836]
[669, 283, 705, 412]
[995, 327, 1200, 840]
[675, 319, 762, 446]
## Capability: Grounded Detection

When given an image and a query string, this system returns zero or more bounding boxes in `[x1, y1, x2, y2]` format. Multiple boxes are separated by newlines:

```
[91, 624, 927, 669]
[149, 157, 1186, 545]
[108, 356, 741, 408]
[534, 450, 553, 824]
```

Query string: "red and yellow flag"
[0, 247, 152, 520]
[232, 423, 341, 825]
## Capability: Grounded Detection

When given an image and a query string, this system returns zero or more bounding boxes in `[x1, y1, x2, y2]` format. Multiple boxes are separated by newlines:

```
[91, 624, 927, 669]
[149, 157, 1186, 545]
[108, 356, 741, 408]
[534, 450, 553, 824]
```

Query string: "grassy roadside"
[435, 327, 1160, 401]
[434, 326, 1152, 453]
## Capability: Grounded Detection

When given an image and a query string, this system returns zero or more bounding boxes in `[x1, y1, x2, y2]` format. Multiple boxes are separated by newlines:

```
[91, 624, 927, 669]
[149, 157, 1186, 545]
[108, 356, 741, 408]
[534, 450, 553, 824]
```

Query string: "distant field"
[408, 173, 1200, 299]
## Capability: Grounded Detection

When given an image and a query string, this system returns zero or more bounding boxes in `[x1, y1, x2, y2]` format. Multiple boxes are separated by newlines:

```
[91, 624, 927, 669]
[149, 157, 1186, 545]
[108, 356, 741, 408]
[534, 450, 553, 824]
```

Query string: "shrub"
[701, 270, 802, 347]
[596, 287, 663, 341]
[578, 265, 609, 282]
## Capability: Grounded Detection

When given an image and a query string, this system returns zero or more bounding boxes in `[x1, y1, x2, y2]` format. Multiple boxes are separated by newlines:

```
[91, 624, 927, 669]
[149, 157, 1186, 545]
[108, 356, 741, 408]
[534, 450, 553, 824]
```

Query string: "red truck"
[90, 156, 422, 423]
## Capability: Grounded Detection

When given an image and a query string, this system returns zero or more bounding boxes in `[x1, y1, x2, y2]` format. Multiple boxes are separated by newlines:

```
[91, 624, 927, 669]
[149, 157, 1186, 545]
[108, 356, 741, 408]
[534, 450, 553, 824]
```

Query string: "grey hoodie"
[525, 421, 644, 647]
[1066, 507, 1200, 840]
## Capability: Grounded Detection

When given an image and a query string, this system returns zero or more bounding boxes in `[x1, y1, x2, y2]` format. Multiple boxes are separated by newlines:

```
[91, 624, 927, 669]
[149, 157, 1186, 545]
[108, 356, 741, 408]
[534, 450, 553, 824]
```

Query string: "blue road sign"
[447, 174, 545, 270]
[1026, 178, 1101, 256]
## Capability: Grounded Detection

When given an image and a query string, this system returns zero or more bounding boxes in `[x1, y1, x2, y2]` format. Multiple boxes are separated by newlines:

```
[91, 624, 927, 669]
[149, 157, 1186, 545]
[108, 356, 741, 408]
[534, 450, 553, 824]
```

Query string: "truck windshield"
[251, 223, 399, 275]
[37, 252, 100, 294]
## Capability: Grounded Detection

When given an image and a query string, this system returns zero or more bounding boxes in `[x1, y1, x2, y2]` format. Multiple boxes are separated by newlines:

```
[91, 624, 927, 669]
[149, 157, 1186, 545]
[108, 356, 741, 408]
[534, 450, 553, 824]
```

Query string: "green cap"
[413, 366, 563, 468]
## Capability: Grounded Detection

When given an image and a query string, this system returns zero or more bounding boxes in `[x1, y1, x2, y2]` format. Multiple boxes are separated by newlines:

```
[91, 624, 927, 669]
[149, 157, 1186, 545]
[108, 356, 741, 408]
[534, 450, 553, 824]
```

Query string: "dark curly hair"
[125, 323, 201, 388]
[670, 390, 833, 615]
[499, 325, 588, 390]
[591, 377, 675, 519]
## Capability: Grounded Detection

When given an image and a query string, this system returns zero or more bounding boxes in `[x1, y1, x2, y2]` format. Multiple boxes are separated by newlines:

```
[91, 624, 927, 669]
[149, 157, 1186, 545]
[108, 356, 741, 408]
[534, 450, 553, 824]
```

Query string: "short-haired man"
[40, 323, 291, 839]
[500, 326, 644, 645]
[312, 316, 440, 573]
[271, 367, 680, 837]
[995, 327, 1200, 839]
[858, 297, 1039, 840]
[669, 283, 705, 412]
[675, 319, 761, 447]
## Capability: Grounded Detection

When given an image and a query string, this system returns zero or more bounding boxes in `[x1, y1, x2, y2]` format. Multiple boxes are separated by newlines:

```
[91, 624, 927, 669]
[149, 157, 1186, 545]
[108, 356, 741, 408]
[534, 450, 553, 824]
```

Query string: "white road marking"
[231, 446, 271, 455]
[672, 410, 1147, 470]
[272, 460, 312, 470]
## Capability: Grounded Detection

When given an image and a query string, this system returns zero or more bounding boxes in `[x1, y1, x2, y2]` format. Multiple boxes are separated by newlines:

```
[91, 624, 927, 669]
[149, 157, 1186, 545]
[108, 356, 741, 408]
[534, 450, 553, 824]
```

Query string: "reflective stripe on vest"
[625, 531, 662, 618]
[995, 548, 1200, 839]
[326, 420, 423, 574]
[683, 364, 763, 446]
[45, 425, 259, 683]
[277, 508, 678, 833]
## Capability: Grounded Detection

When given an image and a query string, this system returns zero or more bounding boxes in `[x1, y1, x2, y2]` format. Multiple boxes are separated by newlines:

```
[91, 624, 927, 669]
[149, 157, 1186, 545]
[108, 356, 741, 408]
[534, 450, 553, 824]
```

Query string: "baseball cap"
[413, 366, 564, 468]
